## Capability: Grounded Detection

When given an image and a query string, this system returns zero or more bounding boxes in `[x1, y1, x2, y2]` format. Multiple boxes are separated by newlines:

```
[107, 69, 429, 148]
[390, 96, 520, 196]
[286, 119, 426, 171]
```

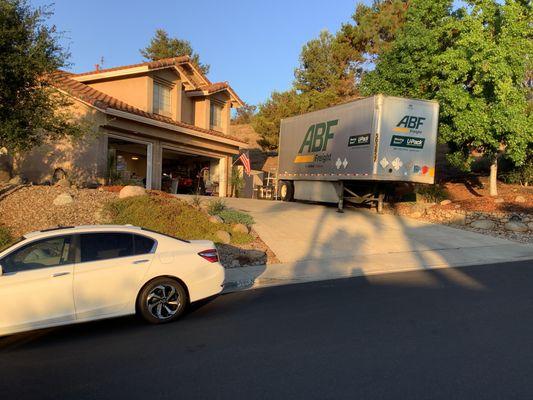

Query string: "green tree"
[339, 0, 409, 63]
[0, 0, 80, 153]
[363, 0, 532, 196]
[294, 29, 358, 98]
[231, 103, 257, 125]
[140, 29, 210, 75]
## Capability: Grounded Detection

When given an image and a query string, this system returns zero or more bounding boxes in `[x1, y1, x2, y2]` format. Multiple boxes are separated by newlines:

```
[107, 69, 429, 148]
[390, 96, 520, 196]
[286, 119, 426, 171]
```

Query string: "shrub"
[415, 184, 447, 203]
[0, 226, 13, 252]
[189, 195, 203, 209]
[207, 198, 227, 215]
[103, 195, 253, 244]
[218, 209, 255, 226]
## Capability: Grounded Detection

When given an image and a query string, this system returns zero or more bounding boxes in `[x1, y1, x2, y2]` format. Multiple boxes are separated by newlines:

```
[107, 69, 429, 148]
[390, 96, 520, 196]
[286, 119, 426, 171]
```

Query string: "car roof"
[23, 225, 145, 240]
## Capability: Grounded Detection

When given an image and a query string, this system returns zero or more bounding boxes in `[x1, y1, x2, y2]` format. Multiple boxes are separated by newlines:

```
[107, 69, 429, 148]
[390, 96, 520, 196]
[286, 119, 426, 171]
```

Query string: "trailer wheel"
[279, 181, 294, 202]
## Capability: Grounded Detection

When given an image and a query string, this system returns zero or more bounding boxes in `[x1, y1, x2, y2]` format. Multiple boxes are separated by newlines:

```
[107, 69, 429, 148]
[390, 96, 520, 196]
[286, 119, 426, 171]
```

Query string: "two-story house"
[16, 56, 246, 196]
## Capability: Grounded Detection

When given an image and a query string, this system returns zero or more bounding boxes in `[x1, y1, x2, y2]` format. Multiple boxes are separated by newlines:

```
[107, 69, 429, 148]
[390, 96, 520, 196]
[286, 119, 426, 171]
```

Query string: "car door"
[73, 232, 156, 319]
[0, 235, 75, 335]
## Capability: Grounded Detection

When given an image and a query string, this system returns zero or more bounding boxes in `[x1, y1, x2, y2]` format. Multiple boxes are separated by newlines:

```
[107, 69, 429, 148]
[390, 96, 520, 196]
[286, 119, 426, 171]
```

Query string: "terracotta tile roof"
[74, 56, 192, 77]
[186, 81, 245, 107]
[51, 71, 246, 145]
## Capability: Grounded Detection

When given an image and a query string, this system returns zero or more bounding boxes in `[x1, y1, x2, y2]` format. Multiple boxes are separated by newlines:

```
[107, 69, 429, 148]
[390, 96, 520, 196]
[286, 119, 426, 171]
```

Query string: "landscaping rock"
[494, 198, 505, 203]
[0, 170, 10, 183]
[55, 178, 71, 188]
[504, 221, 529, 233]
[449, 213, 466, 226]
[440, 199, 452, 206]
[119, 185, 146, 199]
[470, 219, 495, 230]
[232, 223, 249, 234]
[528, 222, 533, 231]
[209, 215, 224, 224]
[53, 193, 74, 206]
[8, 175, 23, 185]
[215, 230, 231, 244]
[515, 195, 526, 203]
[410, 211, 423, 218]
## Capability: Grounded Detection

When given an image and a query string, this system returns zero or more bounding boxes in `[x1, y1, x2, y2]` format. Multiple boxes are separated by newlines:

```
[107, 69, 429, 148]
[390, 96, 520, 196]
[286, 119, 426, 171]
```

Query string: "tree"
[294, 30, 358, 98]
[0, 0, 80, 153]
[140, 29, 210, 75]
[231, 103, 257, 125]
[362, 0, 532, 196]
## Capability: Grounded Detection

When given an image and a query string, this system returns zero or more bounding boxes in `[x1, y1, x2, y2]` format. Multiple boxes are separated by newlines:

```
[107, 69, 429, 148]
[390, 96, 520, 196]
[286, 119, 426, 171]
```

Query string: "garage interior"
[161, 148, 221, 195]
[108, 137, 148, 187]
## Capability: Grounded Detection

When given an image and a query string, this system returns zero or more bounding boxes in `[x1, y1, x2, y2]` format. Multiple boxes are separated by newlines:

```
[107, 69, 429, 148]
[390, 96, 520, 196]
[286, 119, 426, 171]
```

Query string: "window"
[153, 82, 172, 116]
[134, 235, 156, 255]
[80, 233, 134, 263]
[210, 103, 223, 129]
[1, 236, 72, 273]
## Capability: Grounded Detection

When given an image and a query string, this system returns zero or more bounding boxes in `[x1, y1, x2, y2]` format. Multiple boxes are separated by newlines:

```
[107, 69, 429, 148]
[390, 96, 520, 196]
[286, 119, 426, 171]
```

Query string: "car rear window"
[80, 233, 134, 262]
[134, 235, 156, 255]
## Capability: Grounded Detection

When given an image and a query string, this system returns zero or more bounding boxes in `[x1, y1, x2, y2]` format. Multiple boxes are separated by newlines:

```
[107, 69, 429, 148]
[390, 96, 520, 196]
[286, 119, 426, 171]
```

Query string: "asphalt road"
[2, 260, 533, 399]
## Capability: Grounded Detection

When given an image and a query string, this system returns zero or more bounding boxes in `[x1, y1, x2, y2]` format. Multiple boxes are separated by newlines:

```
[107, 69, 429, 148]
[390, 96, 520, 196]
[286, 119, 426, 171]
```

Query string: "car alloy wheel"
[146, 284, 181, 320]
[138, 278, 188, 324]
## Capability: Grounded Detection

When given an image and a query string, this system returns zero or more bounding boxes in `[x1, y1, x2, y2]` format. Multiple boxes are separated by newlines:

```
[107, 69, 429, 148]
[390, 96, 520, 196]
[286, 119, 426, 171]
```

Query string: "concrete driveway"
[179, 196, 533, 285]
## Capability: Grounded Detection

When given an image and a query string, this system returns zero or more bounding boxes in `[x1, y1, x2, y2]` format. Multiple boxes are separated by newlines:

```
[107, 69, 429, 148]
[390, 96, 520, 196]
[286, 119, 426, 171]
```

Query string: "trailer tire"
[279, 181, 294, 202]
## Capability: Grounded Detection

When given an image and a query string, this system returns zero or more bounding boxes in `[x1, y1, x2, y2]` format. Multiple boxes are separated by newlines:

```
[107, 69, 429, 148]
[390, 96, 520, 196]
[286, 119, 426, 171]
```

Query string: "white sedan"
[0, 225, 225, 336]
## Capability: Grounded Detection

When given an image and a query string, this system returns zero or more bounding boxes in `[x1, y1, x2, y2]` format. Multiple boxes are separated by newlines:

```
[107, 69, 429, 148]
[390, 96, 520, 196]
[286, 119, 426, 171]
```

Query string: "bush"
[207, 198, 227, 215]
[415, 184, 447, 203]
[103, 195, 252, 244]
[189, 195, 203, 209]
[218, 209, 255, 226]
[0, 226, 13, 252]
[499, 163, 532, 186]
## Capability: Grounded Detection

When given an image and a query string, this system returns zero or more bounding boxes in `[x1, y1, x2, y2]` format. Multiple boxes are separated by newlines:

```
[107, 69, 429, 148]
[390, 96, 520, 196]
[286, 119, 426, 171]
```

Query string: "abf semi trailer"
[277, 95, 439, 212]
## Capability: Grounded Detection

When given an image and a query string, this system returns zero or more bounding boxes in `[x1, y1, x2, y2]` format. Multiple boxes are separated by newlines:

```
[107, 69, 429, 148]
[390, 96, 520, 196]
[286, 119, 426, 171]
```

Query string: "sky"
[31, 0, 365, 106]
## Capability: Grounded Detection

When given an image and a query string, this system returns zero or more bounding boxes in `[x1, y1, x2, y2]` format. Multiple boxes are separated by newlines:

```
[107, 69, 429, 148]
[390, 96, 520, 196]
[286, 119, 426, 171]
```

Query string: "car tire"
[279, 180, 294, 202]
[137, 277, 188, 324]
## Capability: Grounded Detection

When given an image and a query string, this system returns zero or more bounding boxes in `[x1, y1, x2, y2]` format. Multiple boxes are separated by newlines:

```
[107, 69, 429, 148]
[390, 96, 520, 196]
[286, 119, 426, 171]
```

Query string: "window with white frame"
[210, 103, 223, 130]
[153, 82, 172, 116]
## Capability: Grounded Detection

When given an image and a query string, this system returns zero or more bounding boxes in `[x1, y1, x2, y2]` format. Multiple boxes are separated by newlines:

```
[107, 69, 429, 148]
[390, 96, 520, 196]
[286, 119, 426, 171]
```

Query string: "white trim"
[73, 66, 150, 82]
[107, 133, 153, 189]
[105, 108, 246, 148]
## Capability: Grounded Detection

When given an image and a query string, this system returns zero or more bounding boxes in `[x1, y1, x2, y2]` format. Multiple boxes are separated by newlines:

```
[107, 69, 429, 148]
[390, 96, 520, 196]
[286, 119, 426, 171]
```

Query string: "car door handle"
[52, 272, 70, 278]
[132, 259, 150, 264]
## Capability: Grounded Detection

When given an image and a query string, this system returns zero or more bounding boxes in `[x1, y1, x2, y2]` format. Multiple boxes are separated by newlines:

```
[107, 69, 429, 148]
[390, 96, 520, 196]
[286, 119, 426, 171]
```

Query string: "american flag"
[237, 152, 251, 176]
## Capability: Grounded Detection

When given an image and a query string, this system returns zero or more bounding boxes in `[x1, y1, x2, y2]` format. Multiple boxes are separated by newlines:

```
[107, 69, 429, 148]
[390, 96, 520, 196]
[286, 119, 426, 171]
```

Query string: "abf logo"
[298, 119, 338, 154]
[393, 115, 426, 132]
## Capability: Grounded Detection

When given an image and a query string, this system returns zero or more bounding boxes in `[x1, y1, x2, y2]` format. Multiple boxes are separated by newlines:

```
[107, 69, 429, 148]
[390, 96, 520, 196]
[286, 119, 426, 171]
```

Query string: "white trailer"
[277, 95, 439, 212]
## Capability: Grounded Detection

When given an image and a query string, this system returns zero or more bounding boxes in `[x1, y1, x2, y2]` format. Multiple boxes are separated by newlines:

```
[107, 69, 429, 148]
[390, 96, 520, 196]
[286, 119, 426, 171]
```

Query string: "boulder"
[504, 221, 529, 233]
[215, 230, 231, 244]
[53, 193, 74, 206]
[440, 199, 452, 206]
[119, 185, 146, 199]
[209, 215, 224, 224]
[0, 170, 10, 183]
[470, 219, 495, 230]
[528, 222, 533, 231]
[494, 198, 505, 203]
[232, 223, 250, 234]
[8, 175, 23, 185]
[410, 211, 423, 219]
[515, 195, 526, 203]
[450, 212, 466, 226]
[55, 178, 71, 188]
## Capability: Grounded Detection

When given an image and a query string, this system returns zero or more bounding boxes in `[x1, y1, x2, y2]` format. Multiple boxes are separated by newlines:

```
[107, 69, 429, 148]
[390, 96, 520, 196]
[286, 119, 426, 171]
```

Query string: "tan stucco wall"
[89, 76, 150, 112]
[181, 93, 195, 125]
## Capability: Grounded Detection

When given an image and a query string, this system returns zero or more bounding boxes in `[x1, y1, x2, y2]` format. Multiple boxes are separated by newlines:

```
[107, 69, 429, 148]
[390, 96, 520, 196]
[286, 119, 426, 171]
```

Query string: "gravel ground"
[0, 186, 116, 237]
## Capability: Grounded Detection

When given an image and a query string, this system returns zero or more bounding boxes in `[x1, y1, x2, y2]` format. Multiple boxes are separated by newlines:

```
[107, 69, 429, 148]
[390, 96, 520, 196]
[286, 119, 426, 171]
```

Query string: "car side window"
[80, 233, 134, 263]
[0, 235, 72, 274]
[134, 235, 156, 255]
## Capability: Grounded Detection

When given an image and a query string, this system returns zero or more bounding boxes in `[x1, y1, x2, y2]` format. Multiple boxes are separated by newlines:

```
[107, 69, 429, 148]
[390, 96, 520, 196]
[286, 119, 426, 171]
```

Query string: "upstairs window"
[210, 103, 223, 130]
[153, 82, 172, 116]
